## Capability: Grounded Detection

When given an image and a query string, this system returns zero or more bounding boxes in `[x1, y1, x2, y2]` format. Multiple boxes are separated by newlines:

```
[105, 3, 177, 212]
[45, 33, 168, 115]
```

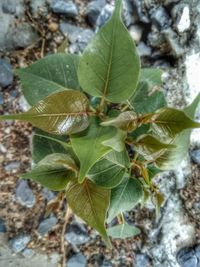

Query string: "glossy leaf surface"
[108, 177, 143, 223]
[22, 153, 76, 191]
[66, 179, 111, 247]
[71, 117, 116, 183]
[0, 90, 90, 135]
[16, 54, 80, 105]
[107, 223, 141, 239]
[78, 0, 140, 103]
[89, 150, 129, 188]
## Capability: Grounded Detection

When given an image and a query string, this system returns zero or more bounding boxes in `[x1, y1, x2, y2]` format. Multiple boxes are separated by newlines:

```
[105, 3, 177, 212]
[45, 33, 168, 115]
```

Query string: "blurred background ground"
[0, 0, 200, 266]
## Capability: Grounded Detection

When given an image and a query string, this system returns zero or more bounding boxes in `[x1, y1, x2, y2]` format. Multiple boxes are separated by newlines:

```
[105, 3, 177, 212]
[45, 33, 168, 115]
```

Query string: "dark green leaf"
[107, 176, 143, 223]
[107, 223, 141, 239]
[89, 150, 130, 188]
[147, 165, 162, 180]
[15, 53, 80, 105]
[129, 124, 150, 140]
[101, 111, 137, 132]
[134, 134, 175, 161]
[151, 107, 200, 139]
[66, 179, 111, 247]
[21, 153, 76, 191]
[78, 0, 140, 103]
[71, 117, 116, 183]
[0, 90, 90, 135]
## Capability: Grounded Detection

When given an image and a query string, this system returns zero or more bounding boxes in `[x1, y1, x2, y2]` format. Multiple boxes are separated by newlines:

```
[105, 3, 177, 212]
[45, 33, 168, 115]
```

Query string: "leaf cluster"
[1, 0, 200, 246]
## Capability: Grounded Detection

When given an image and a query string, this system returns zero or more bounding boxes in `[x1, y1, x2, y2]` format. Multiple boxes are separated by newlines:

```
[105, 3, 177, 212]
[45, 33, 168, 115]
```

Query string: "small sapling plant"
[1, 0, 200, 247]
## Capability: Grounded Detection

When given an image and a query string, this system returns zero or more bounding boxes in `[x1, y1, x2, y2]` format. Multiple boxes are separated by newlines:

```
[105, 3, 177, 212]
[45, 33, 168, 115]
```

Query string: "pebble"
[60, 23, 94, 53]
[123, 0, 136, 27]
[148, 30, 166, 48]
[5, 161, 20, 172]
[135, 253, 151, 267]
[51, 0, 78, 18]
[177, 247, 198, 267]
[137, 42, 152, 57]
[0, 218, 6, 233]
[38, 216, 58, 236]
[42, 188, 56, 202]
[9, 234, 31, 253]
[22, 248, 35, 258]
[100, 259, 112, 267]
[15, 180, 36, 208]
[2, 0, 16, 14]
[151, 7, 171, 30]
[48, 22, 59, 32]
[96, 4, 114, 28]
[85, 0, 106, 26]
[129, 25, 143, 44]
[66, 253, 87, 267]
[130, 0, 150, 24]
[175, 5, 190, 33]
[0, 93, 4, 105]
[190, 149, 200, 165]
[0, 59, 13, 88]
[65, 222, 90, 245]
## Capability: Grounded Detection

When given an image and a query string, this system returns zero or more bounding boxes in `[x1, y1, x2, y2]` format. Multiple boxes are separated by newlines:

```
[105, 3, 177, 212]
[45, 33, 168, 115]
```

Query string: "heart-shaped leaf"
[66, 179, 111, 247]
[101, 111, 137, 132]
[15, 54, 80, 105]
[78, 0, 140, 103]
[151, 107, 200, 139]
[21, 153, 77, 191]
[107, 223, 141, 239]
[71, 117, 116, 183]
[89, 149, 129, 188]
[155, 93, 200, 170]
[0, 90, 90, 135]
[107, 176, 143, 223]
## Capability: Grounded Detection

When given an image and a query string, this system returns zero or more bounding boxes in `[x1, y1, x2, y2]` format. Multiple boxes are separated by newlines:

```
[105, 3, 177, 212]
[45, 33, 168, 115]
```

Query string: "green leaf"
[71, 117, 116, 183]
[151, 107, 200, 139]
[0, 90, 90, 135]
[66, 179, 111, 247]
[153, 192, 165, 218]
[102, 130, 126, 152]
[129, 81, 166, 115]
[21, 153, 76, 191]
[107, 176, 143, 223]
[101, 111, 137, 132]
[107, 223, 141, 239]
[134, 134, 175, 161]
[16, 53, 80, 105]
[140, 68, 162, 87]
[78, 0, 140, 103]
[129, 124, 150, 140]
[147, 165, 162, 180]
[89, 150, 129, 188]
[155, 93, 200, 170]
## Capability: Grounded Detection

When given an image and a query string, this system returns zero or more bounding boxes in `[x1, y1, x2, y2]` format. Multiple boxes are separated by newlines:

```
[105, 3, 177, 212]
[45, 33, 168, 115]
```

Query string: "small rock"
[0, 93, 4, 105]
[135, 253, 151, 267]
[0, 59, 13, 88]
[148, 30, 166, 49]
[2, 0, 16, 14]
[123, 0, 136, 27]
[173, 5, 190, 33]
[51, 0, 78, 18]
[15, 180, 36, 208]
[129, 25, 143, 44]
[101, 259, 112, 267]
[66, 253, 87, 267]
[30, 0, 48, 17]
[42, 188, 56, 202]
[10, 234, 31, 253]
[22, 248, 35, 258]
[190, 149, 200, 165]
[65, 222, 90, 245]
[7, 23, 39, 49]
[38, 216, 58, 236]
[137, 42, 152, 57]
[0, 218, 6, 233]
[85, 0, 106, 26]
[163, 28, 185, 58]
[96, 4, 114, 28]
[60, 23, 94, 53]
[48, 22, 59, 32]
[151, 7, 171, 30]
[195, 244, 200, 261]
[129, 0, 150, 24]
[5, 161, 20, 172]
[177, 247, 198, 267]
